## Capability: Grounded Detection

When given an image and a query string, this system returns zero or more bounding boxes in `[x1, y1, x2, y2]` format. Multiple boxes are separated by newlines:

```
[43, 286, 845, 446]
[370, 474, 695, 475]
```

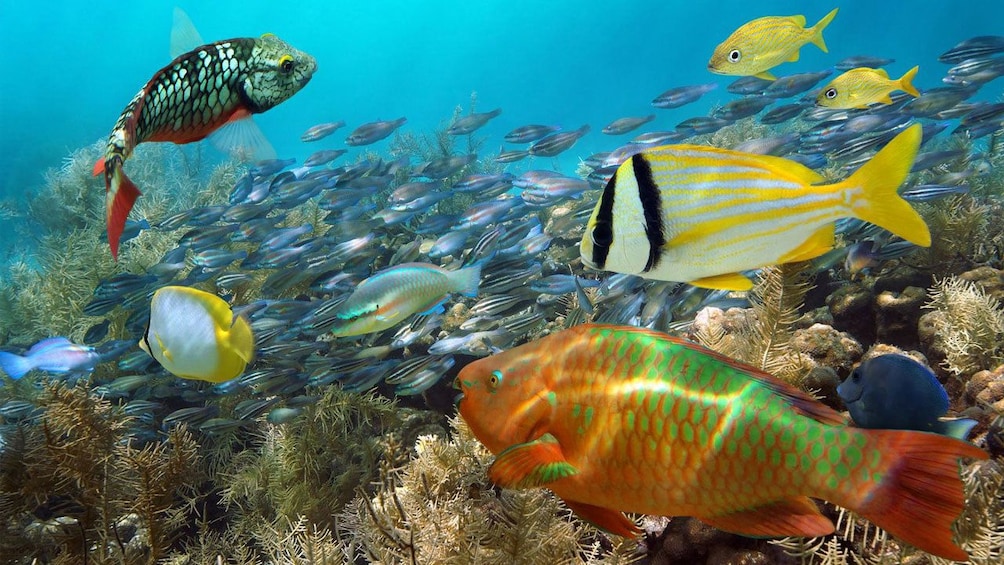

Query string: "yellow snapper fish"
[817, 66, 921, 109]
[580, 124, 930, 291]
[139, 286, 254, 382]
[708, 8, 838, 80]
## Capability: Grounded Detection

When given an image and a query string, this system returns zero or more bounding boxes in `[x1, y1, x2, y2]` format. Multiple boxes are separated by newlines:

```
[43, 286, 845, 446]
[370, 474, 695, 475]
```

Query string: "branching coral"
[924, 275, 1004, 376]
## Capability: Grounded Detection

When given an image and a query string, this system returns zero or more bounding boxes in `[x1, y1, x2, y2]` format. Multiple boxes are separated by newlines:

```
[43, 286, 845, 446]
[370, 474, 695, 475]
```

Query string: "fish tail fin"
[845, 429, 986, 561]
[899, 65, 921, 97]
[810, 8, 839, 53]
[839, 123, 931, 247]
[0, 351, 32, 380]
[488, 108, 503, 118]
[228, 315, 255, 364]
[105, 158, 142, 260]
[450, 262, 483, 298]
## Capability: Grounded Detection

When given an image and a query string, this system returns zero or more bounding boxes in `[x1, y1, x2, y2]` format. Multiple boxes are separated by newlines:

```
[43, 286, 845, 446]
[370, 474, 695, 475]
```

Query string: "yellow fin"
[809, 8, 838, 53]
[837, 124, 931, 247]
[898, 65, 920, 97]
[787, 50, 800, 63]
[228, 315, 255, 364]
[777, 224, 835, 264]
[879, 93, 893, 104]
[754, 70, 777, 80]
[701, 497, 834, 537]
[874, 68, 890, 79]
[690, 273, 754, 291]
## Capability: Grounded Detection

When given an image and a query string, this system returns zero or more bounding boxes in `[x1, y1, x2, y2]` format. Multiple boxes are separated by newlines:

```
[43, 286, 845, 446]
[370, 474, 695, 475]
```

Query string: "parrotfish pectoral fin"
[754, 71, 777, 81]
[562, 499, 641, 538]
[92, 157, 106, 176]
[105, 160, 142, 261]
[209, 110, 277, 162]
[0, 351, 33, 380]
[488, 433, 577, 489]
[840, 124, 931, 247]
[689, 273, 754, 291]
[810, 8, 838, 53]
[776, 224, 835, 264]
[701, 497, 834, 538]
[850, 429, 987, 561]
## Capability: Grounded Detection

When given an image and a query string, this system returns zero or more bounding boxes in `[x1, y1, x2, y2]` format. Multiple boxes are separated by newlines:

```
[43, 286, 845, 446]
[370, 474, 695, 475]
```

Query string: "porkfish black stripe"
[632, 153, 665, 272]
[590, 169, 618, 268]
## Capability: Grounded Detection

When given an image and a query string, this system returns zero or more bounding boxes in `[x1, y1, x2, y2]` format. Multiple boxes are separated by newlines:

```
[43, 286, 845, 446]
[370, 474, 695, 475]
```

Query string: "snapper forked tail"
[839, 428, 987, 561]
[93, 155, 141, 261]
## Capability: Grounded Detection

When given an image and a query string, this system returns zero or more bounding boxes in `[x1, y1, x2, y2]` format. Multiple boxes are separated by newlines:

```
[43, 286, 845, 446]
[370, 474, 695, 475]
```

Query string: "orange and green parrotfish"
[817, 66, 921, 109]
[93, 34, 316, 259]
[456, 324, 987, 562]
[579, 123, 930, 291]
[708, 8, 838, 80]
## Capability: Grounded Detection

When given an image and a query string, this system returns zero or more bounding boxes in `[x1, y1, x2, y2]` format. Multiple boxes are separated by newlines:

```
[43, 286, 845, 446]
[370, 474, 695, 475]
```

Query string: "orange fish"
[455, 324, 987, 561]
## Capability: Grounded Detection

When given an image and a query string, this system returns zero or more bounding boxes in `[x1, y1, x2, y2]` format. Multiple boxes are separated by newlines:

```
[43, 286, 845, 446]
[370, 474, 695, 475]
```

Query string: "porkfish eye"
[279, 54, 295, 73]
[728, 49, 741, 63]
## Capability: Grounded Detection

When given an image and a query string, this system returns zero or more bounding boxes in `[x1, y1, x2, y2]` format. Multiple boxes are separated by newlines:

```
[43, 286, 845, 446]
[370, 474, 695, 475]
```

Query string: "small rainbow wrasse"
[447, 108, 502, 135]
[651, 83, 718, 109]
[0, 338, 102, 380]
[580, 124, 931, 290]
[329, 262, 482, 337]
[95, 35, 315, 259]
[835, 55, 895, 70]
[817, 66, 920, 109]
[345, 117, 407, 146]
[602, 115, 656, 135]
[708, 8, 838, 80]
[300, 120, 345, 142]
[504, 124, 562, 144]
[529, 125, 590, 157]
[456, 324, 987, 561]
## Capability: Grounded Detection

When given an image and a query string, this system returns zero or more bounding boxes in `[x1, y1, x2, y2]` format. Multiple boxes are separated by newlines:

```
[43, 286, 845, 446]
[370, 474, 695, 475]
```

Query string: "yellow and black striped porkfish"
[579, 124, 930, 291]
[94, 34, 316, 259]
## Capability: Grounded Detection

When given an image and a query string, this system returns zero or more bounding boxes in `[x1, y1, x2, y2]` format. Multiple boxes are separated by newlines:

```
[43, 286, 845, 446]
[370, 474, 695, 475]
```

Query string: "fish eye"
[591, 222, 613, 248]
[850, 369, 860, 382]
[825, 88, 837, 99]
[279, 55, 294, 73]
[489, 370, 503, 389]
[728, 49, 741, 63]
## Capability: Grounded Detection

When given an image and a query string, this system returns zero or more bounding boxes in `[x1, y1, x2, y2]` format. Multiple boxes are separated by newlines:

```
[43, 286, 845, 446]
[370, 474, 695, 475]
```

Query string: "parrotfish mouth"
[453, 392, 464, 406]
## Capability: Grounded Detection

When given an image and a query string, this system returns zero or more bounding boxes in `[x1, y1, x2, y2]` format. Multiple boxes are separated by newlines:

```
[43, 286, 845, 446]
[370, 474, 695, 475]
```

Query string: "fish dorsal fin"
[776, 224, 835, 264]
[874, 68, 890, 79]
[170, 7, 204, 58]
[27, 337, 73, 356]
[701, 497, 833, 537]
[688, 273, 754, 291]
[488, 433, 578, 489]
[790, 14, 807, 26]
[208, 110, 277, 162]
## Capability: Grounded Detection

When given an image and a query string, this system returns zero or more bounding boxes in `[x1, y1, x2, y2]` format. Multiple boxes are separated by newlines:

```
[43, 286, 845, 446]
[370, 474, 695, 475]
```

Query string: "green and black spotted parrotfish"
[94, 34, 316, 259]
[456, 324, 987, 562]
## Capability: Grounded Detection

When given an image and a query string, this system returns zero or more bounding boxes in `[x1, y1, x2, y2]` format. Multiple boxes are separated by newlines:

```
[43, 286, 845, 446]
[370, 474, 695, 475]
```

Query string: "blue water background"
[0, 1, 1001, 216]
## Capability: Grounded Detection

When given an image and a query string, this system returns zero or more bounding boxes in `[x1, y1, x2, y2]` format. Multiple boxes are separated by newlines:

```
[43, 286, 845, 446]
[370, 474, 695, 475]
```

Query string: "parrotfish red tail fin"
[810, 8, 838, 53]
[840, 123, 931, 247]
[104, 157, 142, 260]
[848, 429, 987, 561]
[899, 65, 921, 97]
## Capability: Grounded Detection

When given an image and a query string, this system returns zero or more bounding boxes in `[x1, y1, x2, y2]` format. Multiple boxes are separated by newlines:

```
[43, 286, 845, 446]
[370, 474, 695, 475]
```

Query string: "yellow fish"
[139, 286, 254, 382]
[579, 124, 930, 291]
[817, 66, 921, 109]
[708, 8, 838, 80]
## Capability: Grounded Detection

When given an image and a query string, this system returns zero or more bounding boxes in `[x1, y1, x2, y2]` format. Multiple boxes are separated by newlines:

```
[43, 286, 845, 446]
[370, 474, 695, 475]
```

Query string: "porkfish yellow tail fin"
[839, 124, 931, 247]
[104, 157, 142, 261]
[810, 8, 839, 53]
[228, 315, 255, 364]
[846, 429, 987, 562]
[899, 65, 921, 97]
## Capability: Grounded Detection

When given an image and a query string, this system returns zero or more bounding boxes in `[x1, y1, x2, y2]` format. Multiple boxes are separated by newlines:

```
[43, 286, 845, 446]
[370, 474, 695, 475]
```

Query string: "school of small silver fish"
[1, 15, 1001, 555]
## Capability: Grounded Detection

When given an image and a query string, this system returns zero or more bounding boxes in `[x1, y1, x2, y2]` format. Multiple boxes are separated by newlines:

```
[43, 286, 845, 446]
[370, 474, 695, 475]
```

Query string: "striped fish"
[94, 34, 316, 259]
[708, 8, 838, 80]
[580, 124, 930, 291]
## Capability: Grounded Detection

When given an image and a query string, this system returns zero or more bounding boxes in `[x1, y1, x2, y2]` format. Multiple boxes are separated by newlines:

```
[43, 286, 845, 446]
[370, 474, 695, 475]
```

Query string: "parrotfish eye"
[728, 49, 741, 63]
[850, 369, 861, 382]
[489, 370, 503, 389]
[591, 221, 613, 248]
[825, 88, 838, 99]
[279, 55, 295, 73]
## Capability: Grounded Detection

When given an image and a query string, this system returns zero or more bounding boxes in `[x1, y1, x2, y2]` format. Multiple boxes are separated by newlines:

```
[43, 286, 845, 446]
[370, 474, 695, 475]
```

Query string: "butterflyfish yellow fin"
[689, 273, 754, 291]
[809, 8, 838, 53]
[228, 315, 255, 364]
[777, 224, 835, 264]
[754, 71, 777, 80]
[899, 65, 920, 97]
[155, 335, 173, 363]
[837, 124, 930, 247]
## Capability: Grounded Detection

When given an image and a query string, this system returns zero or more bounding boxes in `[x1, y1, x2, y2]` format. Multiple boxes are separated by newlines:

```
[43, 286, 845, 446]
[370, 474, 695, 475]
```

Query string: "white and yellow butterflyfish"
[580, 124, 930, 291]
[139, 285, 254, 383]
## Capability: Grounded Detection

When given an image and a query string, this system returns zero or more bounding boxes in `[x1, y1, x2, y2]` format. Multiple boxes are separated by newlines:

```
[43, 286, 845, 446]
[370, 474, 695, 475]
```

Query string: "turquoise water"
[2, 0, 1001, 204]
